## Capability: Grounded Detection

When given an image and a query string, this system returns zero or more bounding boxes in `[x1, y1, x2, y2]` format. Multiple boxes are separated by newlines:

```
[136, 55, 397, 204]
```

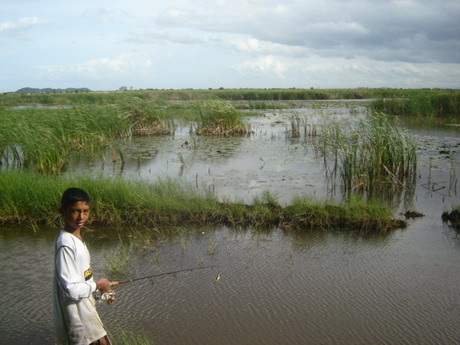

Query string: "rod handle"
[111, 281, 120, 287]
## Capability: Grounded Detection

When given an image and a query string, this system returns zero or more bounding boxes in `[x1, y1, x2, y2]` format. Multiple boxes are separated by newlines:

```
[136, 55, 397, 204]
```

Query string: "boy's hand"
[96, 278, 112, 293]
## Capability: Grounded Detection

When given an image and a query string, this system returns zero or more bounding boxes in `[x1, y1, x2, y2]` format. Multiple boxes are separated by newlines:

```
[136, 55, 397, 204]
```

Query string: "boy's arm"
[56, 246, 97, 301]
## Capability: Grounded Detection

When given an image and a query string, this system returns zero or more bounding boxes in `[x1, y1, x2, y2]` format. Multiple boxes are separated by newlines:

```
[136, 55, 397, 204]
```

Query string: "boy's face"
[61, 201, 90, 231]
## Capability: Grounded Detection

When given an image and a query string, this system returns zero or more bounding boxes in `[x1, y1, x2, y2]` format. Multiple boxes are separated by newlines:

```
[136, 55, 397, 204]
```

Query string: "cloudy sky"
[1, 0, 459, 92]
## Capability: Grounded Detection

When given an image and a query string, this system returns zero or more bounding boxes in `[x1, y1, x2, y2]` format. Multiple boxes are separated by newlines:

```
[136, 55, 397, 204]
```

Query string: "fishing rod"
[99, 266, 215, 304]
[110, 266, 214, 287]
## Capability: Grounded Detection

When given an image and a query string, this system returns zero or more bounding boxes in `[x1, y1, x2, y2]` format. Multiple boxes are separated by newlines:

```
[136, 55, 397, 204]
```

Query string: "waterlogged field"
[1, 98, 460, 344]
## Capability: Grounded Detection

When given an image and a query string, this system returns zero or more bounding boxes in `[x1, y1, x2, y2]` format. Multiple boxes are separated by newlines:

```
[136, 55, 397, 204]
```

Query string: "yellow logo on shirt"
[84, 267, 93, 281]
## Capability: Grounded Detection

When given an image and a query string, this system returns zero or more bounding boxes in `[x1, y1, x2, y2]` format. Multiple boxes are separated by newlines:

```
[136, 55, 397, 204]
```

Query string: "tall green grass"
[0, 100, 171, 173]
[371, 93, 460, 118]
[0, 98, 256, 172]
[317, 113, 417, 196]
[0, 171, 404, 233]
[1, 106, 121, 172]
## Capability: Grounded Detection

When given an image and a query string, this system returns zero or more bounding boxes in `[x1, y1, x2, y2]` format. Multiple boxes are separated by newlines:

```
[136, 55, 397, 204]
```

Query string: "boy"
[53, 187, 114, 345]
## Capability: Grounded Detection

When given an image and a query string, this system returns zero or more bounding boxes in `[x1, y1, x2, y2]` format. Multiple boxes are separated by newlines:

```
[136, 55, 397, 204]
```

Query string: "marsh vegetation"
[3, 88, 459, 108]
[0, 99, 248, 173]
[371, 92, 460, 119]
[1, 88, 458, 234]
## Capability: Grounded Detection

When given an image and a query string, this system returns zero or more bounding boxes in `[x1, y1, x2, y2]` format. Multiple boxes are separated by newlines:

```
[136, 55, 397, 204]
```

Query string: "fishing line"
[111, 266, 215, 286]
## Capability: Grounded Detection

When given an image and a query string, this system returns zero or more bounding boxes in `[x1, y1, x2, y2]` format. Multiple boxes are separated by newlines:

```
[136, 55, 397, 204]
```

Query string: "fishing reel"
[98, 291, 116, 304]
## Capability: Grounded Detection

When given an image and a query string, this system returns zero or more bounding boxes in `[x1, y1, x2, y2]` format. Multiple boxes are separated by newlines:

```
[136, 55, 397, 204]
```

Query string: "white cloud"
[158, 9, 195, 25]
[233, 56, 287, 77]
[0, 17, 40, 31]
[36, 53, 154, 80]
[127, 31, 204, 45]
[0, 17, 44, 39]
[230, 37, 307, 57]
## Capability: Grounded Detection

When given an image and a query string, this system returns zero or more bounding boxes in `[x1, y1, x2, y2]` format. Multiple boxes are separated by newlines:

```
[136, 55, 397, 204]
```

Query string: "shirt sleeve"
[55, 245, 97, 301]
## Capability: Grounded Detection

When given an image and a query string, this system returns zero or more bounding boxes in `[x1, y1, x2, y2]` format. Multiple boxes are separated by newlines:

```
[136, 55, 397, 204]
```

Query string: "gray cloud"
[152, 0, 460, 64]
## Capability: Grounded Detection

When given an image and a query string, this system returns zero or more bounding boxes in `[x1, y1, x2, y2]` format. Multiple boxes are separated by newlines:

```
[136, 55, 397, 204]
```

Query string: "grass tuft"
[193, 99, 250, 136]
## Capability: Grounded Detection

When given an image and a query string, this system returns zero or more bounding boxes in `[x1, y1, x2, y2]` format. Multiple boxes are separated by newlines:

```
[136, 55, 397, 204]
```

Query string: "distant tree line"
[14, 87, 91, 94]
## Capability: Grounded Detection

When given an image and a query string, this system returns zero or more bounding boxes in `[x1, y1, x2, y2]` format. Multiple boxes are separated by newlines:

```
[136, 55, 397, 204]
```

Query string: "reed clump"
[0, 106, 126, 173]
[119, 99, 173, 136]
[0, 171, 405, 233]
[193, 99, 250, 136]
[288, 114, 302, 138]
[317, 113, 417, 196]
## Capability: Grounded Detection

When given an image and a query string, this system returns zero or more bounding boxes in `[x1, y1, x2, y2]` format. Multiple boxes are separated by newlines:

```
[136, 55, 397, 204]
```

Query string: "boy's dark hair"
[61, 188, 90, 209]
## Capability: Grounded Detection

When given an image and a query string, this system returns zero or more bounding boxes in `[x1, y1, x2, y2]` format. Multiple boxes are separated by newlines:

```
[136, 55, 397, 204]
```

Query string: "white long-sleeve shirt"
[53, 230, 107, 345]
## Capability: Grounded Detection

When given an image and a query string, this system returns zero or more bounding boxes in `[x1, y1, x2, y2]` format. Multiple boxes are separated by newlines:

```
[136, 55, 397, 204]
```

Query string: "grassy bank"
[0, 171, 405, 233]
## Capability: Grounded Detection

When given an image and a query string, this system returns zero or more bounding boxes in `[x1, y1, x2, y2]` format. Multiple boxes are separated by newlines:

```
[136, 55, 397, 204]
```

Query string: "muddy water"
[1, 102, 460, 345]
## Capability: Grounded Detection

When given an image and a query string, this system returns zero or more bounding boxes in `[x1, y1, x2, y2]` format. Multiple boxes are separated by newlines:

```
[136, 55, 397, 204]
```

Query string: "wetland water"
[1, 102, 460, 345]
